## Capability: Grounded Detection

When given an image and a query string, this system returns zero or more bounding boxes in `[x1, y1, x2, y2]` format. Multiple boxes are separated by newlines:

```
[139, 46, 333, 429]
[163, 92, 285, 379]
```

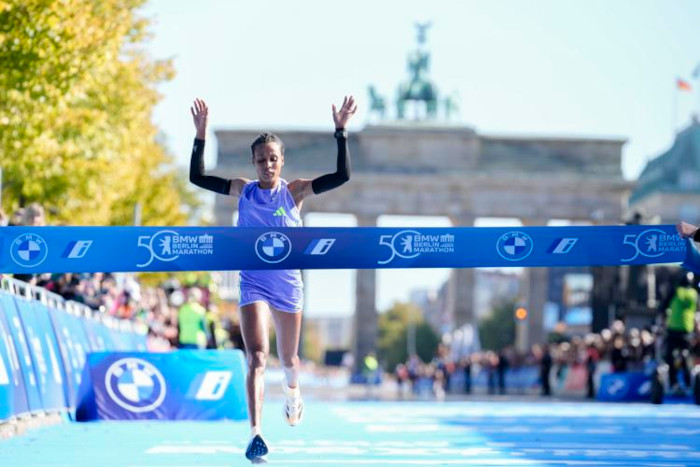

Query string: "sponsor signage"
[76, 351, 247, 421]
[0, 225, 693, 273]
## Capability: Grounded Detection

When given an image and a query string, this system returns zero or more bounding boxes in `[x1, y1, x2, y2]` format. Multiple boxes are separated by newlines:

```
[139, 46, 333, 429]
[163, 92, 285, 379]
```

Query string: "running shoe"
[282, 381, 304, 426]
[245, 434, 268, 463]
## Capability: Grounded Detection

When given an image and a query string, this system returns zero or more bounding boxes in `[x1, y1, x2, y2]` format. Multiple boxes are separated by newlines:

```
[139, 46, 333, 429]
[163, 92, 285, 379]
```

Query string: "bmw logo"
[496, 231, 533, 261]
[105, 358, 166, 413]
[255, 232, 292, 264]
[10, 233, 49, 268]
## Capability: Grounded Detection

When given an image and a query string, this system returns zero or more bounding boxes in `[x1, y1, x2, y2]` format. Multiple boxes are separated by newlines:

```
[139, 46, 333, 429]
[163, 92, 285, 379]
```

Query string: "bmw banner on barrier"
[75, 351, 248, 421]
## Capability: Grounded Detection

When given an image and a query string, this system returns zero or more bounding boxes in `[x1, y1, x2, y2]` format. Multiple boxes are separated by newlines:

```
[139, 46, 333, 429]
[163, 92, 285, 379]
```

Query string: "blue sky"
[141, 0, 700, 316]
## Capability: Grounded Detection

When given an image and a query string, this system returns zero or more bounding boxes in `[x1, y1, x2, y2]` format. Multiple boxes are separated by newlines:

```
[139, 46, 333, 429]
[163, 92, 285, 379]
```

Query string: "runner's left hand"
[332, 95, 358, 129]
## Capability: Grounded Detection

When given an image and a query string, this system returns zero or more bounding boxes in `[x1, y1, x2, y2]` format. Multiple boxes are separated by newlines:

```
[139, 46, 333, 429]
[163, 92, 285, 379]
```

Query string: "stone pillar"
[520, 267, 548, 350]
[354, 214, 378, 372]
[591, 266, 617, 333]
[519, 219, 549, 350]
[448, 215, 475, 330]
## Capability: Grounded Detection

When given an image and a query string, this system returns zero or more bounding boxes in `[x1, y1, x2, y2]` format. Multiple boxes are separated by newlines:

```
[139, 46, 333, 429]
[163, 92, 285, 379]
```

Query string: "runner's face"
[252, 142, 284, 187]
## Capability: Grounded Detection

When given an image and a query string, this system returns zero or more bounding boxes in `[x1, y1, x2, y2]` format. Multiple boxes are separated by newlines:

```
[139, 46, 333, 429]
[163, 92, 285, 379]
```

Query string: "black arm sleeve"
[189, 138, 232, 195]
[694, 229, 700, 242]
[311, 133, 351, 194]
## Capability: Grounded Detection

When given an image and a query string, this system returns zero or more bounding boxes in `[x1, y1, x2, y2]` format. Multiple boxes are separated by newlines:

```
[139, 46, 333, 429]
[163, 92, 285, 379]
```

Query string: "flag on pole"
[677, 78, 692, 91]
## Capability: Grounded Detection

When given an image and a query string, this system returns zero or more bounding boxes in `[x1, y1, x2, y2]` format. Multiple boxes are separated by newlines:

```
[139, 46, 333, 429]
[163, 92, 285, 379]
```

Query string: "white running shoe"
[282, 381, 304, 426]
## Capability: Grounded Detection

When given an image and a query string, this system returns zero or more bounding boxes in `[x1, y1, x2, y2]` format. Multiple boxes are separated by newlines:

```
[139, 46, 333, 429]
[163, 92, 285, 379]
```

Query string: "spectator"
[227, 319, 245, 351]
[177, 288, 206, 349]
[497, 348, 509, 395]
[432, 343, 451, 393]
[540, 344, 553, 396]
[362, 352, 379, 384]
[9, 207, 25, 226]
[433, 366, 446, 401]
[395, 363, 409, 398]
[610, 335, 629, 373]
[640, 329, 655, 361]
[205, 306, 219, 349]
[22, 203, 45, 226]
[407, 354, 420, 395]
[585, 335, 600, 399]
[486, 351, 498, 395]
[659, 271, 698, 394]
[461, 355, 472, 394]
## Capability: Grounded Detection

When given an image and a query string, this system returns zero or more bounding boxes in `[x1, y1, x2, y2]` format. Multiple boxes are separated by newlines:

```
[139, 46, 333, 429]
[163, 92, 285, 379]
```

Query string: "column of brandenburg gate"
[212, 122, 632, 362]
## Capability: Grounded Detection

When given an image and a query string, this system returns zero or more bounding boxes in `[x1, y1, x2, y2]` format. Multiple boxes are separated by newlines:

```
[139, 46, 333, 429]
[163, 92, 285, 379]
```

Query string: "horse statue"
[443, 92, 460, 121]
[367, 85, 387, 121]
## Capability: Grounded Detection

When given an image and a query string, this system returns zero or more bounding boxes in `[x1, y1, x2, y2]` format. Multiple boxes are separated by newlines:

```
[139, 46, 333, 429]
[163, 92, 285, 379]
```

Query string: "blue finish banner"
[75, 351, 248, 421]
[0, 302, 29, 420]
[0, 224, 696, 273]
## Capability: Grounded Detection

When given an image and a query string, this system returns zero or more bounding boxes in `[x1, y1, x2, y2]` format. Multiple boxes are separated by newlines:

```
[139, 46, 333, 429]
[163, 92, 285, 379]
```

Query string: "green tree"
[0, 0, 197, 225]
[478, 299, 516, 351]
[377, 302, 440, 371]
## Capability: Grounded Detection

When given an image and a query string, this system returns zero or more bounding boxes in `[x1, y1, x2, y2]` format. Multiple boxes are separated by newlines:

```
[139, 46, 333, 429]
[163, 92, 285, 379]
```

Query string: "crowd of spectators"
[1, 204, 240, 352]
[394, 317, 700, 400]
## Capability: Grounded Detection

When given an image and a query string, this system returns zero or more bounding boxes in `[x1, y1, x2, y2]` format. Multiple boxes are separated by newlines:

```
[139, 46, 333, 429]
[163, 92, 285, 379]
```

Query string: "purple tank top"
[237, 179, 303, 292]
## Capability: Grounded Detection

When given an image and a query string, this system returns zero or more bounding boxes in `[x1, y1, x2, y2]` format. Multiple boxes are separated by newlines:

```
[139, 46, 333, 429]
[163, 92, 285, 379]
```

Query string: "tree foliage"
[0, 0, 197, 225]
[478, 299, 516, 351]
[377, 302, 440, 371]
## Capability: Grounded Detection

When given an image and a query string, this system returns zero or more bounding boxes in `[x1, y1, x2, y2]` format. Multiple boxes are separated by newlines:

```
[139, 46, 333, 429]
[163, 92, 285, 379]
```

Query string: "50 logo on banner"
[137, 230, 215, 268]
[378, 230, 455, 265]
[621, 228, 685, 263]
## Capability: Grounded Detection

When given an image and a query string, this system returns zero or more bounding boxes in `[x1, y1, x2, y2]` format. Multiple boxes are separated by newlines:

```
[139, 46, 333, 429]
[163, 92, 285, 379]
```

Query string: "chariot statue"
[396, 22, 439, 120]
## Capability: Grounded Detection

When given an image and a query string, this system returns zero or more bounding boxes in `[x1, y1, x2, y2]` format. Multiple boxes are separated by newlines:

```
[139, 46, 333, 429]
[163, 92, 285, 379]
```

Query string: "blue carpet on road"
[2, 401, 700, 466]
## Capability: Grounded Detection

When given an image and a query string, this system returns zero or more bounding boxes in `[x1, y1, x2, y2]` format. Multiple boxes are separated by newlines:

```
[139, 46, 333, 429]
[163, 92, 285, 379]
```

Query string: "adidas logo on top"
[273, 207, 287, 217]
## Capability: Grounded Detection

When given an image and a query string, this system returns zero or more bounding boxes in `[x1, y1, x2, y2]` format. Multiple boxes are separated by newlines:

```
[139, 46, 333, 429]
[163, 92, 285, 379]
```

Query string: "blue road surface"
[2, 401, 700, 466]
